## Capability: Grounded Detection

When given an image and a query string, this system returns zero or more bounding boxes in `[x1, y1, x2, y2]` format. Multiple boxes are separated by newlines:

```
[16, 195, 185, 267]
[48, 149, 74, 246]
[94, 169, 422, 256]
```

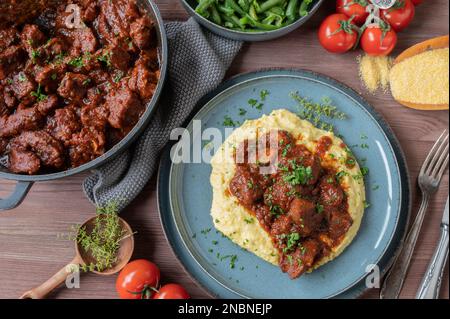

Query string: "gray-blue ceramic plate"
[157, 69, 411, 299]
[180, 0, 324, 42]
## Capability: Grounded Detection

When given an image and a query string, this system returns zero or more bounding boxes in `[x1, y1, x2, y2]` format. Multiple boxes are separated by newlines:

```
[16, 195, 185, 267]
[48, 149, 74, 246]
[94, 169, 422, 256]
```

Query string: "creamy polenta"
[210, 109, 365, 275]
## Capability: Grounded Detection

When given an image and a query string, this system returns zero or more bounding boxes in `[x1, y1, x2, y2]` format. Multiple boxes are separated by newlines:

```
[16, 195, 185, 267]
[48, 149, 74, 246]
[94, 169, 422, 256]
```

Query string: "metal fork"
[380, 130, 449, 299]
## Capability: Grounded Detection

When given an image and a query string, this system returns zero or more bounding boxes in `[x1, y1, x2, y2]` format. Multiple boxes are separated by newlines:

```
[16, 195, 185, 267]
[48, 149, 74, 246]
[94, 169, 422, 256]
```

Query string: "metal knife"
[416, 197, 449, 299]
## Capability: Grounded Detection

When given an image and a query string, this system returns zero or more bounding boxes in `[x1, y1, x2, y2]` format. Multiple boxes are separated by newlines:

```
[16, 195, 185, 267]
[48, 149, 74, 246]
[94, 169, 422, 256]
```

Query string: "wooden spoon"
[392, 35, 449, 111]
[19, 216, 134, 299]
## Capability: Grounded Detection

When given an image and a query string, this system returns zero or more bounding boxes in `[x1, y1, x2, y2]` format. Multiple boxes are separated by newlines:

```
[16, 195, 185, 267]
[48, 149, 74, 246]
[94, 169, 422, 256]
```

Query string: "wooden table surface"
[0, 0, 448, 299]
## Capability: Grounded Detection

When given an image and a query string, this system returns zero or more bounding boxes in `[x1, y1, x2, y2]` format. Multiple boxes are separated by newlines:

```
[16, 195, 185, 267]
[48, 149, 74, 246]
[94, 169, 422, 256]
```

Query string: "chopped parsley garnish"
[248, 98, 263, 110]
[360, 133, 368, 140]
[346, 157, 356, 166]
[238, 108, 247, 116]
[222, 115, 235, 127]
[282, 232, 300, 253]
[372, 184, 380, 191]
[31, 49, 40, 61]
[18, 73, 27, 82]
[260, 89, 269, 101]
[212, 240, 218, 245]
[244, 217, 254, 224]
[316, 203, 324, 214]
[113, 71, 124, 83]
[53, 52, 66, 65]
[82, 78, 91, 86]
[219, 254, 238, 269]
[200, 228, 212, 235]
[248, 98, 258, 106]
[281, 143, 291, 157]
[360, 143, 369, 149]
[336, 170, 349, 181]
[68, 56, 84, 68]
[30, 84, 47, 102]
[283, 162, 312, 186]
[287, 255, 293, 265]
[269, 204, 284, 217]
[97, 51, 112, 67]
[289, 92, 346, 132]
[363, 200, 371, 208]
[360, 167, 370, 176]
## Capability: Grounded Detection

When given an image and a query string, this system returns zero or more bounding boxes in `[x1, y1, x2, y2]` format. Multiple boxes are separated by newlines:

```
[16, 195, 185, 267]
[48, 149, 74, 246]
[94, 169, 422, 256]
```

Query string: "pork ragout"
[229, 131, 353, 278]
[0, 0, 160, 174]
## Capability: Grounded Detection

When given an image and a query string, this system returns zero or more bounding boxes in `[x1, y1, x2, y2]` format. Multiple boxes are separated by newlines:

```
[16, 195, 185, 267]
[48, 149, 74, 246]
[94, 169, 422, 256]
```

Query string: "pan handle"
[0, 181, 34, 211]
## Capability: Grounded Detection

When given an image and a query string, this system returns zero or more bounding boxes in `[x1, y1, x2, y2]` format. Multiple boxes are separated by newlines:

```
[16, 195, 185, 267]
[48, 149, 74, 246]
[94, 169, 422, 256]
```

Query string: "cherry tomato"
[381, 0, 415, 32]
[318, 13, 358, 54]
[360, 23, 398, 56]
[411, 0, 422, 5]
[116, 259, 161, 299]
[336, 0, 369, 26]
[153, 283, 190, 299]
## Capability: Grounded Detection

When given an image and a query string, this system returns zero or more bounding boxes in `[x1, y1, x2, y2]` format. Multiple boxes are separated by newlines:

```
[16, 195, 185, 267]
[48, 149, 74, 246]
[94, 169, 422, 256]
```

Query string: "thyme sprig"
[289, 92, 347, 132]
[73, 202, 131, 272]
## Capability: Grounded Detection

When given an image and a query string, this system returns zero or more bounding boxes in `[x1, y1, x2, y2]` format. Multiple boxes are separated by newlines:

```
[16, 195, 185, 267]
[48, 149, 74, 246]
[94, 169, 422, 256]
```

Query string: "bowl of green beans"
[180, 0, 324, 41]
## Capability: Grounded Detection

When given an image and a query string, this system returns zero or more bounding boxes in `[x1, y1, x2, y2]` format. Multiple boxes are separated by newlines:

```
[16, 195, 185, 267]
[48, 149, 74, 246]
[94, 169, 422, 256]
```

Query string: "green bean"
[210, 4, 222, 25]
[195, 0, 215, 14]
[262, 11, 284, 27]
[218, 4, 235, 16]
[286, 0, 298, 22]
[249, 4, 258, 20]
[256, 0, 286, 14]
[268, 6, 284, 16]
[193, 0, 311, 32]
[299, 0, 313, 17]
[238, 0, 250, 12]
[223, 14, 245, 29]
[240, 14, 281, 30]
[225, 0, 247, 16]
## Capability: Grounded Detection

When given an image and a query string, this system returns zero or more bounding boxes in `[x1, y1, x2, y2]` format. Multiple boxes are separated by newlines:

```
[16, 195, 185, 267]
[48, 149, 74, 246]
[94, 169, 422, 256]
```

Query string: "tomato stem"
[126, 284, 160, 299]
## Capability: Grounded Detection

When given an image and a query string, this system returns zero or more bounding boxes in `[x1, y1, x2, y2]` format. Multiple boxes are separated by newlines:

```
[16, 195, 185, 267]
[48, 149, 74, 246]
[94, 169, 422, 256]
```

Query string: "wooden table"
[0, 0, 448, 299]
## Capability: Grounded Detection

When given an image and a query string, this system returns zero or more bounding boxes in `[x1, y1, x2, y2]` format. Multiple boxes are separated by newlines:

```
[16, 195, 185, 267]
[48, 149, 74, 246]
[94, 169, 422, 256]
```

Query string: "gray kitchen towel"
[83, 18, 242, 211]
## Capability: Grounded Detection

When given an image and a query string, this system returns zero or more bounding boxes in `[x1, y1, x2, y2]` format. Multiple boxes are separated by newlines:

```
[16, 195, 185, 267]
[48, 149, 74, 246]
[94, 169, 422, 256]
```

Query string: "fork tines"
[421, 130, 449, 182]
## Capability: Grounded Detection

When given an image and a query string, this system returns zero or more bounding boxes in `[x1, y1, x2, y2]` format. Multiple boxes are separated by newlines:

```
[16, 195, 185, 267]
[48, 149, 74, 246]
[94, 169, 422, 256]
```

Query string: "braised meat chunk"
[0, 27, 19, 50]
[0, 45, 25, 80]
[0, 107, 43, 138]
[57, 72, 90, 103]
[0, 0, 160, 175]
[106, 86, 144, 129]
[9, 131, 64, 174]
[11, 72, 36, 102]
[69, 127, 105, 167]
[46, 107, 80, 146]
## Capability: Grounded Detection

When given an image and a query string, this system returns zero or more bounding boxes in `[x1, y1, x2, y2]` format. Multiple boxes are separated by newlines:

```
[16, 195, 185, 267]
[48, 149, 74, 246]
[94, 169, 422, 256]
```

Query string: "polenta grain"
[390, 48, 449, 105]
[358, 54, 393, 93]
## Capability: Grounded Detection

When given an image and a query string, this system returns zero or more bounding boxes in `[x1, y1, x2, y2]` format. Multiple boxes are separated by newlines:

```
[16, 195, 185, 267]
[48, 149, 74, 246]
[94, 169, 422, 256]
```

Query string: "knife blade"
[416, 197, 449, 299]
[442, 197, 449, 226]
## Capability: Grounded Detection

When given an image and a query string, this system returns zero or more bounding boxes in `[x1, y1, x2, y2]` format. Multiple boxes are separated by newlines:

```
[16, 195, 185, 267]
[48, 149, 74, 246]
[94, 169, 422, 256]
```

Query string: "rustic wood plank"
[0, 0, 448, 299]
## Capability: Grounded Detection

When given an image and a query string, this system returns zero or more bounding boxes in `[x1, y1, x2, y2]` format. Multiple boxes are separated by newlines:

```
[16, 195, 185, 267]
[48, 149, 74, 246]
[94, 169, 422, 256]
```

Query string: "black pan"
[0, 0, 168, 210]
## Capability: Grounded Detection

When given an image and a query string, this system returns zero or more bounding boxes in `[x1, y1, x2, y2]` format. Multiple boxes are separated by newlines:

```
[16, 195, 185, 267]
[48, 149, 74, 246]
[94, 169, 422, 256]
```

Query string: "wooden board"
[0, 0, 448, 299]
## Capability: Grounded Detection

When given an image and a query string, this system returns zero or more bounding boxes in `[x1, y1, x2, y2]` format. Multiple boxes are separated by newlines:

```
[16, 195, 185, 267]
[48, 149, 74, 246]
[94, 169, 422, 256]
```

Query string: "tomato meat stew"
[229, 131, 353, 279]
[0, 0, 160, 175]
